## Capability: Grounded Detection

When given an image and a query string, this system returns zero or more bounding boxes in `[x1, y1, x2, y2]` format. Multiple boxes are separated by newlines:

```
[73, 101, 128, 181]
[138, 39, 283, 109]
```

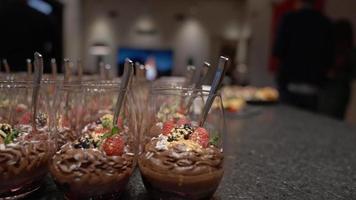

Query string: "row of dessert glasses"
[0, 54, 228, 200]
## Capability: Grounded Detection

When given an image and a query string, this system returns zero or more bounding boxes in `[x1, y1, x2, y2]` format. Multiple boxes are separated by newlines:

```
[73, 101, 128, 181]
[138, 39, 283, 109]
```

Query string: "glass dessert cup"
[139, 87, 225, 200]
[0, 81, 56, 199]
[152, 76, 193, 90]
[130, 78, 150, 141]
[50, 82, 137, 199]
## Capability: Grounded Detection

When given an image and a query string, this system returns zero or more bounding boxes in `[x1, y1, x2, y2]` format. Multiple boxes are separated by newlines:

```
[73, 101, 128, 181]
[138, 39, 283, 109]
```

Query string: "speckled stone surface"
[24, 105, 356, 199]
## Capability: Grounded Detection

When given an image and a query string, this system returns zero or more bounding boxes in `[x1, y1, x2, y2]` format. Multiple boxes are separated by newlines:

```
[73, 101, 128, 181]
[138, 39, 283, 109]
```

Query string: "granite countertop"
[25, 105, 356, 200]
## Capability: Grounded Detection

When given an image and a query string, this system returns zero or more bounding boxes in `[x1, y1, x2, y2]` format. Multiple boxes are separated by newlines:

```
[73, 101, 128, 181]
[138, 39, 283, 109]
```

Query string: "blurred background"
[0, 0, 355, 122]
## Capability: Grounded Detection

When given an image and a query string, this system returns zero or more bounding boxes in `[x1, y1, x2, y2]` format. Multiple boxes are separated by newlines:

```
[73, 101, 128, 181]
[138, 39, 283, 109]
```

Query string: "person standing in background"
[273, 0, 334, 111]
[318, 20, 355, 119]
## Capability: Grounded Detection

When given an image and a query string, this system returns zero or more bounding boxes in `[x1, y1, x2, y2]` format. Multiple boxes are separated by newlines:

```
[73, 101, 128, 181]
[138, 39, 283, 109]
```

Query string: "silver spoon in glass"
[113, 58, 134, 128]
[26, 59, 32, 80]
[32, 52, 44, 133]
[77, 59, 83, 82]
[51, 58, 57, 80]
[185, 62, 211, 110]
[2, 59, 10, 74]
[199, 56, 229, 126]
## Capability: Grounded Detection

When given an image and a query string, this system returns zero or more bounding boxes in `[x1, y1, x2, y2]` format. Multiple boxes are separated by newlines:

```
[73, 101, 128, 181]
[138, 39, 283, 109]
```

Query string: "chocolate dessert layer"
[0, 139, 53, 192]
[138, 139, 224, 199]
[56, 128, 79, 149]
[50, 144, 134, 198]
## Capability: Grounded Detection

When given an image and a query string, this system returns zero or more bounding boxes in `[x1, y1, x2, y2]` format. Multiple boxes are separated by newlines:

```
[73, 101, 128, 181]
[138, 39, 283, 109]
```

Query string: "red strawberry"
[15, 104, 27, 113]
[102, 136, 125, 156]
[176, 118, 191, 126]
[162, 121, 176, 135]
[19, 112, 31, 124]
[190, 127, 210, 148]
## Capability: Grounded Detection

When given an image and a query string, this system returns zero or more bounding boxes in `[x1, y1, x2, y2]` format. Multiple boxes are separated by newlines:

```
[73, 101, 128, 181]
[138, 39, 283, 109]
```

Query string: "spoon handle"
[99, 62, 105, 80]
[199, 56, 228, 127]
[138, 64, 146, 79]
[2, 59, 10, 74]
[26, 59, 32, 80]
[51, 58, 57, 79]
[32, 52, 44, 132]
[184, 65, 196, 87]
[104, 64, 111, 80]
[77, 59, 83, 82]
[185, 62, 210, 109]
[64, 59, 72, 83]
[135, 62, 146, 80]
[113, 58, 134, 127]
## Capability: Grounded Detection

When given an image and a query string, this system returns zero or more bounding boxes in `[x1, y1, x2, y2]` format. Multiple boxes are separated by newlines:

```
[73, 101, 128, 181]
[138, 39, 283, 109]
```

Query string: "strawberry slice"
[176, 117, 191, 126]
[102, 135, 125, 156]
[15, 104, 27, 113]
[162, 121, 176, 135]
[190, 127, 210, 148]
[19, 112, 31, 124]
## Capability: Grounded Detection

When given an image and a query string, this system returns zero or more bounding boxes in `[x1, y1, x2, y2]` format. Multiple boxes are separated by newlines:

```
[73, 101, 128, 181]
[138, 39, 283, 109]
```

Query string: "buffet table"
[25, 105, 356, 199]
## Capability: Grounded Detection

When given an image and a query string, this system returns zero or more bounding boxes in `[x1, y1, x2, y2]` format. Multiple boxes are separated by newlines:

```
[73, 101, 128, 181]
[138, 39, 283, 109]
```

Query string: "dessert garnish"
[0, 123, 15, 145]
[154, 117, 216, 152]
[0, 123, 44, 145]
[50, 59, 135, 199]
[71, 114, 126, 156]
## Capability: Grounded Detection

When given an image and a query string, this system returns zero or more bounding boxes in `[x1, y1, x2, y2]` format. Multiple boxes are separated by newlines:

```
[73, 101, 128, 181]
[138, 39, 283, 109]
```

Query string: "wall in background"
[61, 0, 356, 90]
[245, 0, 274, 86]
[81, 0, 246, 75]
[61, 0, 82, 62]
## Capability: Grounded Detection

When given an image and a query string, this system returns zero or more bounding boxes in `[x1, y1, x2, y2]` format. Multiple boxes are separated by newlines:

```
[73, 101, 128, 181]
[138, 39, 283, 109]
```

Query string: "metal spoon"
[113, 58, 134, 128]
[202, 58, 220, 86]
[184, 65, 196, 87]
[77, 59, 83, 82]
[63, 59, 72, 83]
[26, 59, 32, 80]
[51, 58, 57, 79]
[135, 62, 146, 80]
[2, 59, 10, 74]
[199, 56, 229, 126]
[99, 61, 105, 80]
[63, 59, 72, 127]
[32, 52, 44, 132]
[134, 62, 140, 78]
[139, 64, 146, 79]
[185, 62, 210, 110]
[104, 64, 111, 80]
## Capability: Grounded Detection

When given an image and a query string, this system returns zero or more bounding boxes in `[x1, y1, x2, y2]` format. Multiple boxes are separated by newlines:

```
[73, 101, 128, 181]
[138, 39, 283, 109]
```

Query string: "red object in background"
[269, 0, 325, 73]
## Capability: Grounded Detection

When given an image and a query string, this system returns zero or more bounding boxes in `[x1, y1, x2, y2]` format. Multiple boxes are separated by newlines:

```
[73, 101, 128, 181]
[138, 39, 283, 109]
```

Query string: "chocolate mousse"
[139, 118, 224, 200]
[0, 123, 54, 198]
[50, 114, 135, 199]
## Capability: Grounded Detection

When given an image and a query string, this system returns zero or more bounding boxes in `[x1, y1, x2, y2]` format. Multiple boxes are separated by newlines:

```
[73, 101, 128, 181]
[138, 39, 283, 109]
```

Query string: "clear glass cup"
[130, 78, 150, 142]
[50, 81, 137, 199]
[139, 87, 225, 200]
[152, 76, 191, 90]
[0, 81, 56, 199]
